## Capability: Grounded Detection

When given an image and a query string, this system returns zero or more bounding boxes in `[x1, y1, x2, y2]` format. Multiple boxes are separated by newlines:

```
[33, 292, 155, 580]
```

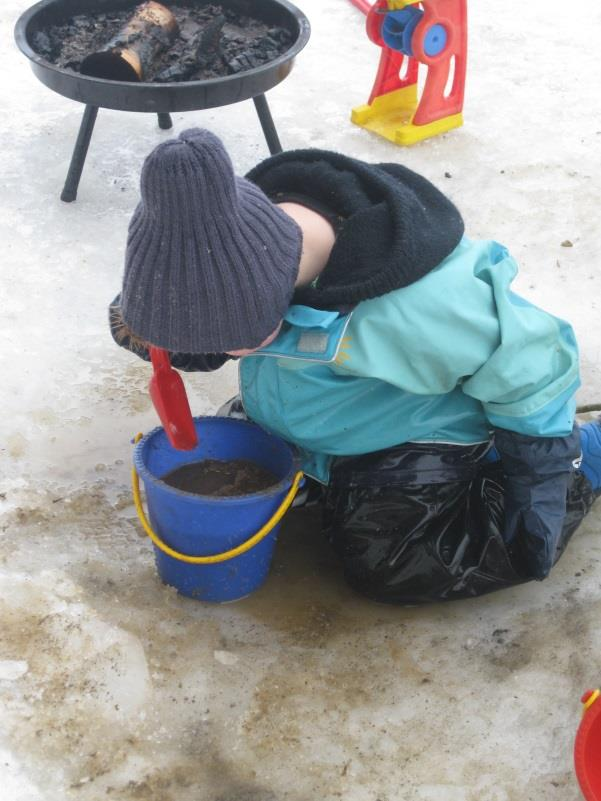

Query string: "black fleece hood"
[246, 149, 465, 310]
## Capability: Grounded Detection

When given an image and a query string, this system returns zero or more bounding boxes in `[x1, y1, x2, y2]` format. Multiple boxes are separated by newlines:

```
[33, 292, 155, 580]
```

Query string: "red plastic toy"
[348, 0, 373, 12]
[575, 689, 601, 801]
[351, 0, 467, 145]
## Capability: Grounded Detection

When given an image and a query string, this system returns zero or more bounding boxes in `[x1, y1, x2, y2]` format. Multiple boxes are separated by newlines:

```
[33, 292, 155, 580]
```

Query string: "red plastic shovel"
[149, 347, 198, 450]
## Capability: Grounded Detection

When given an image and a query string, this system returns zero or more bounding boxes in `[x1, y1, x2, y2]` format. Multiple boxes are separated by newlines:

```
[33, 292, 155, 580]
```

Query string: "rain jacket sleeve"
[332, 238, 581, 579]
[108, 295, 229, 372]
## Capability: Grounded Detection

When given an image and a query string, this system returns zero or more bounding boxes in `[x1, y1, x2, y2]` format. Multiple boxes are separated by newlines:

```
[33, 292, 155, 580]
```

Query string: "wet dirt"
[34, 2, 294, 83]
[161, 458, 279, 496]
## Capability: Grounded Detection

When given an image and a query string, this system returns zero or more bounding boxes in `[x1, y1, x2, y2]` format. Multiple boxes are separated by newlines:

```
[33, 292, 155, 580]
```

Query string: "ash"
[32, 3, 294, 82]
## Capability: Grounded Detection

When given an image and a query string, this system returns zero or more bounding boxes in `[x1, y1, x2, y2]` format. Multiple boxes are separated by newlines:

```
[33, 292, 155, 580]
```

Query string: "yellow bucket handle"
[131, 433, 304, 564]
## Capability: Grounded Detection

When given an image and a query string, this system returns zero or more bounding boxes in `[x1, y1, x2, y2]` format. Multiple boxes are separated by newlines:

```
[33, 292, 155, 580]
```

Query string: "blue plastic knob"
[423, 23, 448, 57]
[381, 7, 423, 56]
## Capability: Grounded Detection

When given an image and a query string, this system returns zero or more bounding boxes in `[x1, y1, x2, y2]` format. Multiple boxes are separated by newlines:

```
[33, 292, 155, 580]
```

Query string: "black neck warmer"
[247, 149, 465, 310]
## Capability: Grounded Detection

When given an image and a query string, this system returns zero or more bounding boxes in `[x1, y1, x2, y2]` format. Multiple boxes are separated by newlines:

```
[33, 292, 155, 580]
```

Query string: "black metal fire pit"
[15, 0, 310, 201]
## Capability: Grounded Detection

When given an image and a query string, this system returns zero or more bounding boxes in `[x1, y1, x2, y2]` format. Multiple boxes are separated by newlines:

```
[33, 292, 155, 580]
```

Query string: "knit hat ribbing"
[121, 128, 302, 353]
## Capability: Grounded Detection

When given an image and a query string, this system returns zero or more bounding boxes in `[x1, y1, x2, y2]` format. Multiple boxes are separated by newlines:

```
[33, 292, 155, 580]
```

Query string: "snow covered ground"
[1, 1, 600, 799]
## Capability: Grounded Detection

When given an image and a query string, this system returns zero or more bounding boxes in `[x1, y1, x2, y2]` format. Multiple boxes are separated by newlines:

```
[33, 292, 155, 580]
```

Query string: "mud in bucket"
[132, 417, 303, 602]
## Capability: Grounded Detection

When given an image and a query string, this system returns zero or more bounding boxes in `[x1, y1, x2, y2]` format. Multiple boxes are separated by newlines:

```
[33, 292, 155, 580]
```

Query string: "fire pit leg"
[157, 113, 173, 130]
[60, 104, 99, 203]
[252, 94, 282, 155]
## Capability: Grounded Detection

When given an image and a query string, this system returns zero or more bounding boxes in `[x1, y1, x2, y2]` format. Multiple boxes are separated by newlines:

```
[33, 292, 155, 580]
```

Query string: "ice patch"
[214, 650, 239, 666]
[0, 570, 152, 718]
[0, 748, 44, 801]
[0, 660, 28, 681]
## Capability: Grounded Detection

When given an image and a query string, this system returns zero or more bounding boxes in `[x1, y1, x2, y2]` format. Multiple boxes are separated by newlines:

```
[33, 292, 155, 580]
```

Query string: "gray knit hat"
[121, 128, 302, 353]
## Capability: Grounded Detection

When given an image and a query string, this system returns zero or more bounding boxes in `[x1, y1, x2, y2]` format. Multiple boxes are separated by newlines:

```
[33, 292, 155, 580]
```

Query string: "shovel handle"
[150, 346, 171, 371]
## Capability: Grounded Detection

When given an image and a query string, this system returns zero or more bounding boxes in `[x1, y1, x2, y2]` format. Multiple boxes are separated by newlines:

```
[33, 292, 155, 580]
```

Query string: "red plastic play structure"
[575, 689, 601, 801]
[351, 0, 467, 145]
[348, 0, 373, 11]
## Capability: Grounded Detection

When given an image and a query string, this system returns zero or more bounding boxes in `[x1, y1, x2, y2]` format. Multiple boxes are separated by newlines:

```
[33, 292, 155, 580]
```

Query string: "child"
[110, 127, 601, 604]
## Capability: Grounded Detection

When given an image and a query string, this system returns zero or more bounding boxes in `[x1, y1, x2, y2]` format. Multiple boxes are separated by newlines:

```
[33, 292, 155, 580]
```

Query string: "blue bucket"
[132, 416, 302, 603]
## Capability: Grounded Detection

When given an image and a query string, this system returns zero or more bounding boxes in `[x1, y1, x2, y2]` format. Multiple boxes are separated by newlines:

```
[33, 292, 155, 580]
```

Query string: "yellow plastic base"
[387, 0, 421, 8]
[351, 85, 463, 146]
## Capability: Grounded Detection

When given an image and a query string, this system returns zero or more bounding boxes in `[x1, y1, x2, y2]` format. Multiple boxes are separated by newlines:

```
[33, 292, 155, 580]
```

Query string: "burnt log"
[195, 14, 226, 69]
[155, 15, 225, 83]
[80, 1, 178, 82]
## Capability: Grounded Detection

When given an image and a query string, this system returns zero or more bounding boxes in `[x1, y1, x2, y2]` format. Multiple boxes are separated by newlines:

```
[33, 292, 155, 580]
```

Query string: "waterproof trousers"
[322, 442, 596, 604]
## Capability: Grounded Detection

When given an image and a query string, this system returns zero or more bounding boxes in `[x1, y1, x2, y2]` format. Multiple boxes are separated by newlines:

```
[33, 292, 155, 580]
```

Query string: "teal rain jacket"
[239, 238, 580, 485]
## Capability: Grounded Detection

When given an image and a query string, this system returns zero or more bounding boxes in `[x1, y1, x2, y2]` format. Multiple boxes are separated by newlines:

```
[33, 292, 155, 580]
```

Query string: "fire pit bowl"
[15, 0, 310, 113]
[14, 0, 310, 201]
